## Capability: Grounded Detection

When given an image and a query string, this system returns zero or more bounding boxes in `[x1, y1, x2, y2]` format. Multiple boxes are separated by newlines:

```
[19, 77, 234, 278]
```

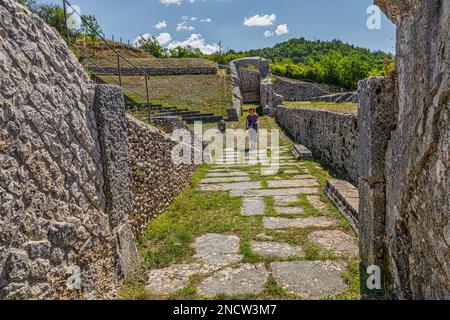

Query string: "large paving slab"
[292, 174, 317, 180]
[273, 196, 299, 205]
[201, 177, 251, 184]
[271, 261, 348, 298]
[200, 181, 262, 192]
[267, 179, 320, 188]
[206, 172, 249, 177]
[146, 264, 222, 295]
[241, 198, 266, 216]
[231, 188, 320, 197]
[274, 206, 304, 215]
[263, 217, 336, 230]
[193, 234, 243, 265]
[198, 264, 269, 296]
[306, 195, 329, 212]
[251, 241, 302, 259]
[308, 230, 359, 257]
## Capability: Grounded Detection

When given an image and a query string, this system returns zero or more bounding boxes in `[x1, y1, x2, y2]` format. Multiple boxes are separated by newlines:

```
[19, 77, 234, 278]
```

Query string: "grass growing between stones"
[118, 105, 360, 300]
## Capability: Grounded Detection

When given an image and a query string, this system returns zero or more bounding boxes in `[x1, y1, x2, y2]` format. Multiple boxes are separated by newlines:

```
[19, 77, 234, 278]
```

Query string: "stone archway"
[229, 57, 283, 117]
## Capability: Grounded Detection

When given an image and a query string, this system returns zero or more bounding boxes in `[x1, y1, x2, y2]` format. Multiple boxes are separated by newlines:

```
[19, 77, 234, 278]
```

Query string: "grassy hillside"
[98, 70, 232, 117]
[73, 38, 153, 59]
[83, 56, 217, 69]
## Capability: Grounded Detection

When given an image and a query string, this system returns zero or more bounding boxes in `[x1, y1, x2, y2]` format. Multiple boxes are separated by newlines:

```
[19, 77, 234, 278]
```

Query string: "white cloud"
[154, 20, 167, 29]
[159, 0, 183, 5]
[264, 30, 274, 37]
[244, 14, 276, 27]
[275, 24, 290, 36]
[168, 34, 220, 54]
[176, 21, 196, 31]
[133, 32, 172, 46]
[156, 32, 172, 45]
[201, 18, 212, 23]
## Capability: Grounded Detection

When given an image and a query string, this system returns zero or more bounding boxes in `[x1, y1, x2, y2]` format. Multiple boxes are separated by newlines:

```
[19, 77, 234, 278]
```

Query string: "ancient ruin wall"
[273, 76, 330, 101]
[238, 69, 260, 103]
[276, 106, 359, 184]
[0, 0, 200, 299]
[0, 0, 118, 299]
[380, 0, 449, 299]
[126, 115, 198, 236]
[357, 0, 449, 299]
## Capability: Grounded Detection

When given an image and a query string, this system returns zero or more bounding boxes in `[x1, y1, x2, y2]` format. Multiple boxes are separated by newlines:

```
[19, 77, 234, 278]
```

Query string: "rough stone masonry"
[0, 0, 199, 299]
[359, 0, 450, 299]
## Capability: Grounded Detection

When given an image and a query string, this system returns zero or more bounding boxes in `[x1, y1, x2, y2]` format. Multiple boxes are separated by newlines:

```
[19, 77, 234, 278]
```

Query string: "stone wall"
[229, 57, 283, 117]
[126, 116, 198, 235]
[238, 69, 260, 103]
[276, 106, 359, 184]
[0, 0, 118, 299]
[88, 66, 218, 76]
[273, 76, 330, 101]
[358, 0, 450, 299]
[0, 0, 199, 299]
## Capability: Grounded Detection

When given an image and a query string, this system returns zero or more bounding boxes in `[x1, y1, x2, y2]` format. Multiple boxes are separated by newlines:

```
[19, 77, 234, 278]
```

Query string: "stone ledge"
[324, 179, 359, 234]
[293, 144, 312, 160]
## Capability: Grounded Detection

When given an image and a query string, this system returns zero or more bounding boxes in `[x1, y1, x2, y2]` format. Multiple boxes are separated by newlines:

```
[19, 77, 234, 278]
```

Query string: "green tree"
[81, 15, 102, 41]
[36, 4, 67, 37]
[169, 46, 202, 58]
[338, 56, 369, 89]
[138, 36, 167, 58]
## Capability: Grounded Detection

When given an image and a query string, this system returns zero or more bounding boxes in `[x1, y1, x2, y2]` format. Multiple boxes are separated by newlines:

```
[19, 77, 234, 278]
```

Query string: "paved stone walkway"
[145, 146, 359, 299]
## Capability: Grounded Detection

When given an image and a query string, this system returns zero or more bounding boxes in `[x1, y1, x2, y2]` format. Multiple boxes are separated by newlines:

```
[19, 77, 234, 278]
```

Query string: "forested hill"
[212, 38, 394, 89]
[245, 38, 389, 64]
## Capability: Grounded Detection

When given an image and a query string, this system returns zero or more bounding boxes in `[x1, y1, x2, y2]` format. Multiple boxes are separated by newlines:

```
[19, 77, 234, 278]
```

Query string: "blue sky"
[55, 0, 396, 54]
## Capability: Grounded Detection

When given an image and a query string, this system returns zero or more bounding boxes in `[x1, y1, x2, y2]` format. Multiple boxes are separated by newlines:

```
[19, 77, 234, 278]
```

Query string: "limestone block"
[358, 76, 398, 184]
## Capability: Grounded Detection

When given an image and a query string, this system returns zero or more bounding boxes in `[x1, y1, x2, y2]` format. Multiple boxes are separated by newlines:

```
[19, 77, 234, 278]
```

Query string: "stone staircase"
[124, 94, 224, 124]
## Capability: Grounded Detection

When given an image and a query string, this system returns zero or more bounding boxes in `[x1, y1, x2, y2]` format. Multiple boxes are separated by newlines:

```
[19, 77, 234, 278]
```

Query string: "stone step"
[184, 115, 223, 123]
[324, 179, 359, 234]
[293, 144, 312, 160]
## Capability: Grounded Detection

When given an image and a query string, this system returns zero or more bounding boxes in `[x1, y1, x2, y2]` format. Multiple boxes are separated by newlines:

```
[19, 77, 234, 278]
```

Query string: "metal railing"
[62, 0, 151, 109]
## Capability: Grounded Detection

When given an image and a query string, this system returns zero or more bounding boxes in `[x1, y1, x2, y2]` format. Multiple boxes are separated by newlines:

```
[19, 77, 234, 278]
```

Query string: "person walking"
[246, 108, 259, 151]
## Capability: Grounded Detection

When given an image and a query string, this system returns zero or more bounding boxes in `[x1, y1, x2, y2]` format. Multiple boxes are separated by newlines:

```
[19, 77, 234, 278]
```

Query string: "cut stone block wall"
[0, 0, 199, 299]
[276, 106, 359, 184]
[358, 0, 450, 299]
[357, 77, 398, 273]
[0, 0, 117, 299]
[273, 76, 330, 101]
[238, 69, 260, 103]
[229, 57, 283, 117]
